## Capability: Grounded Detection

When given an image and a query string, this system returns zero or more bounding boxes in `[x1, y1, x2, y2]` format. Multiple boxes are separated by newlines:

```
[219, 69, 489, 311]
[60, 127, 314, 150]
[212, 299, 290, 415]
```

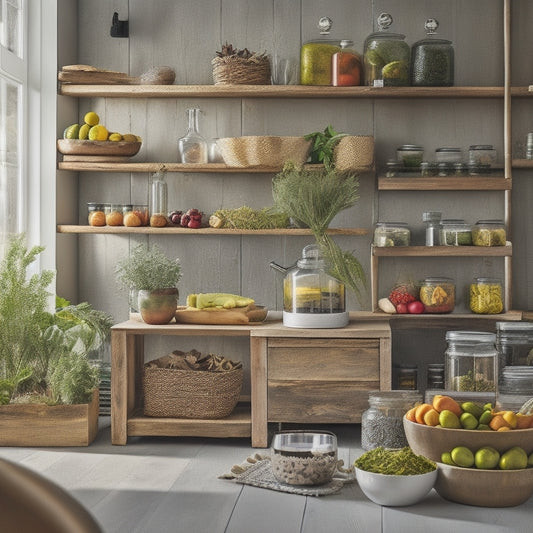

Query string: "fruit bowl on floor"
[435, 461, 533, 507]
[404, 416, 533, 463]
[355, 467, 438, 507]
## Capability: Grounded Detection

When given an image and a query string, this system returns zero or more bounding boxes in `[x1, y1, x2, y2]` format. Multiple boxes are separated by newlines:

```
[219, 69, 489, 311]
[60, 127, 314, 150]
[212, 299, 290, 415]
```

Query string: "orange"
[423, 408, 440, 426]
[432, 395, 462, 417]
[405, 406, 417, 423]
[415, 403, 434, 425]
[489, 414, 511, 431]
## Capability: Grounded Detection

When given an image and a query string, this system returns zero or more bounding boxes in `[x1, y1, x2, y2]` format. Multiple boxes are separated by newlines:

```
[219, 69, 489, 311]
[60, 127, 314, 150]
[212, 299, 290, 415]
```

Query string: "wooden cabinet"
[111, 315, 391, 447]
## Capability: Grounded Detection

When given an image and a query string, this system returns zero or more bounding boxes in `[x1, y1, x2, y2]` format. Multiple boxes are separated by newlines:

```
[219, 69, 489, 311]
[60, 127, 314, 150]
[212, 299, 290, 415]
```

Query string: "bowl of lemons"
[58, 111, 142, 158]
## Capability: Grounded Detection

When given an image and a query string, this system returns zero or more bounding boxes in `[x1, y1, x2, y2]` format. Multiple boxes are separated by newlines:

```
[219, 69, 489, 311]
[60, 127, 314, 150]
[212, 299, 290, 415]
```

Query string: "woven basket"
[212, 55, 271, 85]
[334, 135, 374, 171]
[217, 136, 311, 168]
[143, 366, 243, 419]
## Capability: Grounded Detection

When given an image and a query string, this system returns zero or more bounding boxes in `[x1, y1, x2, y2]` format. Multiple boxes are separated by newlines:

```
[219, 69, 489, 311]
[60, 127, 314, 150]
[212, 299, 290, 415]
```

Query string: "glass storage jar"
[427, 363, 445, 389]
[496, 321, 533, 367]
[361, 390, 422, 450]
[411, 19, 454, 86]
[435, 147, 462, 163]
[332, 39, 362, 86]
[300, 17, 341, 86]
[422, 211, 442, 246]
[87, 202, 106, 226]
[445, 331, 498, 393]
[468, 145, 496, 167]
[363, 13, 410, 87]
[149, 166, 168, 227]
[419, 277, 455, 313]
[373, 222, 410, 247]
[397, 145, 424, 167]
[123, 204, 149, 227]
[178, 107, 208, 164]
[472, 219, 506, 246]
[439, 219, 472, 246]
[105, 204, 124, 226]
[469, 277, 503, 314]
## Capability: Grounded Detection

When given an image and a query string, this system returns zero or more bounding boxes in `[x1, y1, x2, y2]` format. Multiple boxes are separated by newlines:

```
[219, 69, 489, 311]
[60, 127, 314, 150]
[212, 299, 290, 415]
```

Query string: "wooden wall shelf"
[378, 176, 511, 191]
[372, 244, 512, 258]
[58, 84, 533, 99]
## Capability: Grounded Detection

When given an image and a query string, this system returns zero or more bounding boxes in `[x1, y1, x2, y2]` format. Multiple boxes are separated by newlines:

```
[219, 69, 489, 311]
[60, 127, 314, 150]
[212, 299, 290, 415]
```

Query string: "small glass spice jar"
[422, 211, 442, 246]
[470, 277, 503, 314]
[87, 202, 106, 226]
[361, 390, 422, 450]
[397, 365, 418, 390]
[427, 363, 445, 389]
[445, 331, 498, 393]
[105, 204, 124, 226]
[332, 39, 362, 86]
[468, 145, 496, 167]
[435, 147, 462, 163]
[397, 145, 424, 167]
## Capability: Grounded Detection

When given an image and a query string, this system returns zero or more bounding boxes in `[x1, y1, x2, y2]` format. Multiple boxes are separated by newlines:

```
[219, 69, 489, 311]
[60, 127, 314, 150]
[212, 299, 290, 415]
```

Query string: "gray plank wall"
[56, 0, 533, 390]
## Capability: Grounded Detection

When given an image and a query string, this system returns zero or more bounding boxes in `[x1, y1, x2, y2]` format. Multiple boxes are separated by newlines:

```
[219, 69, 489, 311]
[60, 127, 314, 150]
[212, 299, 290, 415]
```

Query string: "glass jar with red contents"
[332, 40, 362, 86]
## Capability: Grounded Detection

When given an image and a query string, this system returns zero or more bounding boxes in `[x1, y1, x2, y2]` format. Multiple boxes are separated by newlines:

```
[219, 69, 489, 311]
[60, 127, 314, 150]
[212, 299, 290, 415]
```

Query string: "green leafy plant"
[272, 162, 367, 305]
[0, 234, 113, 405]
[115, 243, 182, 291]
[304, 124, 348, 170]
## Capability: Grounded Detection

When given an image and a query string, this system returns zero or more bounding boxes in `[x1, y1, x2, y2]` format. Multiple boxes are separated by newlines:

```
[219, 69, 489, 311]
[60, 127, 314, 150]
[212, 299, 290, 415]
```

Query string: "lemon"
[84, 111, 100, 126]
[63, 123, 79, 139]
[88, 125, 109, 141]
[451, 446, 475, 468]
[474, 446, 500, 469]
[499, 447, 528, 470]
[122, 133, 138, 143]
[108, 132, 123, 142]
[78, 123, 90, 140]
[460, 412, 478, 430]
[439, 409, 461, 429]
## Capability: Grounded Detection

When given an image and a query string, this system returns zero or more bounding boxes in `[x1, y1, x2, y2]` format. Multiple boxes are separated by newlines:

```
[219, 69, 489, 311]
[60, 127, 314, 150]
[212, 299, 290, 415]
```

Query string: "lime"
[479, 410, 493, 425]
[108, 132, 123, 142]
[476, 423, 491, 431]
[460, 412, 478, 430]
[63, 123, 79, 139]
[461, 401, 484, 419]
[122, 133, 138, 143]
[441, 451, 455, 466]
[499, 446, 528, 470]
[439, 409, 462, 429]
[451, 446, 475, 468]
[84, 111, 100, 126]
[88, 125, 108, 141]
[78, 123, 90, 140]
[365, 49, 385, 68]
[474, 446, 500, 469]
[382, 60, 409, 86]
[528, 452, 533, 467]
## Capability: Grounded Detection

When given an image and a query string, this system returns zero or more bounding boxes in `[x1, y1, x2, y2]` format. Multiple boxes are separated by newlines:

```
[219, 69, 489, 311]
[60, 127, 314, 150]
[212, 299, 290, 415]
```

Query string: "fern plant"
[0, 234, 112, 405]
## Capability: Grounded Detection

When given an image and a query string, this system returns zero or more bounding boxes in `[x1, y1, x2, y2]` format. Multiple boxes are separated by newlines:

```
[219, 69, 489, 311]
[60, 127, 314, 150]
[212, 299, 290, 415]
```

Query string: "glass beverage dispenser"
[281, 244, 348, 328]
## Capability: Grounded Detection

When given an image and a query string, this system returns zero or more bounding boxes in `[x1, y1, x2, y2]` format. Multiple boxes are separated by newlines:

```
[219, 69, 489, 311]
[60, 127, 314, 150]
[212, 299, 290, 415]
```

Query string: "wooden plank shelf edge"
[372, 243, 512, 257]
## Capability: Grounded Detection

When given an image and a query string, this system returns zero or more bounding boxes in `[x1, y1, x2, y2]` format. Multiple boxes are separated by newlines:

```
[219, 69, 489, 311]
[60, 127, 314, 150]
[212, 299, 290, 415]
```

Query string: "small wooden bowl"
[57, 139, 141, 156]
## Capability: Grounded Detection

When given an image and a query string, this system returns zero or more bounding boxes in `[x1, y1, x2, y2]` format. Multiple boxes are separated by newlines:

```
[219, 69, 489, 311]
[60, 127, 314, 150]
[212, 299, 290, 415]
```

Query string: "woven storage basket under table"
[212, 55, 271, 85]
[143, 366, 243, 419]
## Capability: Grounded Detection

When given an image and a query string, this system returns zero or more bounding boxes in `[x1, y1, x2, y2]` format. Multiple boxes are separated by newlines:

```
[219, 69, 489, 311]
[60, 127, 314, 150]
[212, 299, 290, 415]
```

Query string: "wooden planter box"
[0, 389, 99, 447]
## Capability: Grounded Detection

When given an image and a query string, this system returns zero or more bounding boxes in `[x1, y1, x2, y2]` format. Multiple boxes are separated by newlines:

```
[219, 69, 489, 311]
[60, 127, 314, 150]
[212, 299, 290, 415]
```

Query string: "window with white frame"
[0, 0, 25, 255]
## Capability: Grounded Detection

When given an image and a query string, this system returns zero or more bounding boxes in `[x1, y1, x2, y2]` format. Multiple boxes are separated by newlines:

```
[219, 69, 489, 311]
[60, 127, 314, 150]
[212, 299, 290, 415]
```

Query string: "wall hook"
[110, 12, 129, 38]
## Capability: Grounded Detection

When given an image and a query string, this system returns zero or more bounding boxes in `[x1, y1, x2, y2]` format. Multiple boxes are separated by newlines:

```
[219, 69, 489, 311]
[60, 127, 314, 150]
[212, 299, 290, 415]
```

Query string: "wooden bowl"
[435, 462, 533, 507]
[404, 417, 533, 462]
[57, 139, 142, 156]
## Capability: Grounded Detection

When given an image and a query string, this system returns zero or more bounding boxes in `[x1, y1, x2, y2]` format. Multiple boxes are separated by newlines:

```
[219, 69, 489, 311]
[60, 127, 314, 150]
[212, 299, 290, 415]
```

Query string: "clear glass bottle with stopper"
[178, 107, 208, 164]
[149, 164, 168, 227]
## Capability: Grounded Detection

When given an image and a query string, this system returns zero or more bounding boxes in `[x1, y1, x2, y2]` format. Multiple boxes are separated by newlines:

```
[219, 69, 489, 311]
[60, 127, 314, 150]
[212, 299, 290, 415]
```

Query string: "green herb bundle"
[355, 447, 436, 476]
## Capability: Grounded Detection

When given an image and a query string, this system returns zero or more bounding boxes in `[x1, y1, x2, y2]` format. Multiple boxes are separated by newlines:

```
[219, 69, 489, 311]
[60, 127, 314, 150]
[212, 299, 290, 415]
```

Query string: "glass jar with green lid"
[411, 18, 454, 86]
[300, 17, 341, 86]
[363, 13, 410, 87]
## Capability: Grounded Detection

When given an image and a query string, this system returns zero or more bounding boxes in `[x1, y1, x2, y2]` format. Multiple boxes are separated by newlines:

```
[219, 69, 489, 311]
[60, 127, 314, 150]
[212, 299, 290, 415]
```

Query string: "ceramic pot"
[138, 288, 178, 325]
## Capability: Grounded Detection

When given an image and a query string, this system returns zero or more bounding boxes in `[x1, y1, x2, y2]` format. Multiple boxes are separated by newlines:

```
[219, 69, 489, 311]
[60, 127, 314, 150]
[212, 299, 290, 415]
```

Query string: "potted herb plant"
[115, 243, 182, 324]
[272, 162, 367, 307]
[0, 234, 113, 446]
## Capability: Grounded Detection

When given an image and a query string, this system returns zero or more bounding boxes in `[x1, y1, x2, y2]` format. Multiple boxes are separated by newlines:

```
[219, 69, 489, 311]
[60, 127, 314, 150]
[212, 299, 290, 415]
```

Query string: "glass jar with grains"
[361, 390, 422, 450]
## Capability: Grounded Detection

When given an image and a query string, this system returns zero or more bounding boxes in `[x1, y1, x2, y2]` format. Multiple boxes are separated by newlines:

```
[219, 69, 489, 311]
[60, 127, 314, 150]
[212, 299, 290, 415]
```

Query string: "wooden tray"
[57, 139, 142, 157]
[174, 305, 267, 325]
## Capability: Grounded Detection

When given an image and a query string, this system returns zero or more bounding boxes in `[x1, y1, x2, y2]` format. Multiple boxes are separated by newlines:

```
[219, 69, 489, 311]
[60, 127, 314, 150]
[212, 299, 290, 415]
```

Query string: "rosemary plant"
[272, 163, 367, 305]
[115, 243, 182, 291]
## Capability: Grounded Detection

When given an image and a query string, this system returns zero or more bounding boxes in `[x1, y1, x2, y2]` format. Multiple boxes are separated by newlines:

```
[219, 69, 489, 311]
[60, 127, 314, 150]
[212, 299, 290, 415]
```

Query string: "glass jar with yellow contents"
[419, 277, 455, 313]
[470, 277, 503, 314]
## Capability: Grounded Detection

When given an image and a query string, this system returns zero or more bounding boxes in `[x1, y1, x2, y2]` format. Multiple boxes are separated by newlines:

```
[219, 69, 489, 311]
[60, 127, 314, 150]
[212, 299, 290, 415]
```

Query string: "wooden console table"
[110, 314, 391, 446]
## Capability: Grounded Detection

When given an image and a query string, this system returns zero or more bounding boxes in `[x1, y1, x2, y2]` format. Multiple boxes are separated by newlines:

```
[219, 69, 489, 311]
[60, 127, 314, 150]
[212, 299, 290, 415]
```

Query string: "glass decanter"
[178, 107, 208, 164]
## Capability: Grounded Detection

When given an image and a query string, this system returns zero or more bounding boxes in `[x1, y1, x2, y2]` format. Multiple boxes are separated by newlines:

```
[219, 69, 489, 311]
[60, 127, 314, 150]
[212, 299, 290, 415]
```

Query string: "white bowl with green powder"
[354, 447, 437, 506]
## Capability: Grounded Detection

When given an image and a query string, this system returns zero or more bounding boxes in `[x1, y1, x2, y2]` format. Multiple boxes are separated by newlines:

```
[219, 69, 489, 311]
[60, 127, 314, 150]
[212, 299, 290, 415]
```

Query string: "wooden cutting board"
[175, 305, 267, 325]
[58, 64, 176, 85]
